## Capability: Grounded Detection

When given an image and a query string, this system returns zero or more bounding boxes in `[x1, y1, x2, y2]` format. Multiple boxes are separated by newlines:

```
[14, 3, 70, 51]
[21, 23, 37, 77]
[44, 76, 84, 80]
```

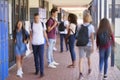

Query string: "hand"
[24, 40, 28, 44]
[46, 41, 49, 46]
[30, 37, 32, 42]
[54, 21, 58, 27]
[14, 39, 16, 43]
[65, 37, 69, 45]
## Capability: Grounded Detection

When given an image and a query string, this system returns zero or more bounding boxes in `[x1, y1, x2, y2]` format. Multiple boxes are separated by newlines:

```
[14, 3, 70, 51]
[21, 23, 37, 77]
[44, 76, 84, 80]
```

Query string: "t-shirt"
[69, 23, 76, 35]
[79, 23, 95, 46]
[31, 21, 46, 45]
[47, 18, 57, 39]
[59, 20, 69, 34]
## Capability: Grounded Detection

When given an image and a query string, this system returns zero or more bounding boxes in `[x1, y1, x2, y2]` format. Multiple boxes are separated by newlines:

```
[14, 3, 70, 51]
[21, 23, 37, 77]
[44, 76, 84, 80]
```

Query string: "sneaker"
[53, 47, 57, 51]
[48, 64, 56, 68]
[88, 69, 92, 75]
[52, 61, 59, 66]
[79, 73, 84, 80]
[19, 68, 23, 74]
[103, 75, 107, 80]
[35, 71, 39, 75]
[40, 73, 44, 78]
[16, 70, 23, 78]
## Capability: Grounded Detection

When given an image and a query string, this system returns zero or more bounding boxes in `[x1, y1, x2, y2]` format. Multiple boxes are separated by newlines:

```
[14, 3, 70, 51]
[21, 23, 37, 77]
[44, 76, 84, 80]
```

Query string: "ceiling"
[45, 0, 92, 7]
[45, 0, 92, 13]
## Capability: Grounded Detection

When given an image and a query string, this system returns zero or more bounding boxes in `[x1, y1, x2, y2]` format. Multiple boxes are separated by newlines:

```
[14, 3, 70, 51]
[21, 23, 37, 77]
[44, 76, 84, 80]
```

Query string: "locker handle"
[0, 61, 2, 64]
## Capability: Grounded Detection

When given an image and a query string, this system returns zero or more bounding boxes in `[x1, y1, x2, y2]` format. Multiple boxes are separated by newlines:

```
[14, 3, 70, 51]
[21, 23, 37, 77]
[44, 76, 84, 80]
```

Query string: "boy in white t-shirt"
[30, 13, 49, 78]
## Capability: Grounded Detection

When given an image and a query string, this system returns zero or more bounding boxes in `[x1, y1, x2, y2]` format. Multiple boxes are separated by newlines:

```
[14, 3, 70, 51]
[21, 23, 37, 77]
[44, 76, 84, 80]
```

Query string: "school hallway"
[7, 36, 120, 80]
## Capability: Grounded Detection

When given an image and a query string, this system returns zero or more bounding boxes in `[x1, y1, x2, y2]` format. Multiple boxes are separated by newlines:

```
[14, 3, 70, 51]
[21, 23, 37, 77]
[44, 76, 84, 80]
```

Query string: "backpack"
[46, 18, 54, 32]
[97, 31, 110, 46]
[58, 22, 66, 31]
[76, 24, 89, 46]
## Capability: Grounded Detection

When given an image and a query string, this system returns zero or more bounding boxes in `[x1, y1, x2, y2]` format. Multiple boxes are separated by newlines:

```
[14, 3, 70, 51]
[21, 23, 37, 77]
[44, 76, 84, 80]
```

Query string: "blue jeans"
[68, 35, 76, 61]
[60, 34, 68, 52]
[32, 44, 44, 75]
[99, 46, 111, 75]
[47, 39, 55, 64]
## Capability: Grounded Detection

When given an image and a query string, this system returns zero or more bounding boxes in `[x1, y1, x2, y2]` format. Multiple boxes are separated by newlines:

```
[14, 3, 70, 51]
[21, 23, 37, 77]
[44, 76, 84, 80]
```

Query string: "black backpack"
[97, 31, 110, 46]
[76, 24, 89, 46]
[58, 22, 66, 31]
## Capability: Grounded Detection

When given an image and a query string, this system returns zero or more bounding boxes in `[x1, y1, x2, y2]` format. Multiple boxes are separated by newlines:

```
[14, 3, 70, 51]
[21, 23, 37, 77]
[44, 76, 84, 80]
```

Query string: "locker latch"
[0, 60, 2, 64]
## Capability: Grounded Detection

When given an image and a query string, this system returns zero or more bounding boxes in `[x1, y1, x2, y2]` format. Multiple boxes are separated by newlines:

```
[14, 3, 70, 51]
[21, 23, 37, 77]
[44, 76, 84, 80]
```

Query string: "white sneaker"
[53, 47, 57, 51]
[52, 61, 59, 66]
[19, 68, 23, 74]
[48, 64, 56, 68]
[20, 70, 23, 74]
[103, 75, 107, 80]
[16, 70, 23, 78]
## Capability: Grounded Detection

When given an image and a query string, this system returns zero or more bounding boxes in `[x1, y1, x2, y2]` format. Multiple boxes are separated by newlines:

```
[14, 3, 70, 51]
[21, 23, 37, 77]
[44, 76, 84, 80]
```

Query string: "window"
[109, 4, 120, 18]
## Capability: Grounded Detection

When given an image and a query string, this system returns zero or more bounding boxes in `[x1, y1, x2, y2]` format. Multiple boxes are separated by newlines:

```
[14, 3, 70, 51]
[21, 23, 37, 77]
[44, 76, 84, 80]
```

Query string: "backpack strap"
[31, 22, 33, 32]
[31, 22, 44, 31]
[70, 25, 77, 34]
[41, 22, 44, 29]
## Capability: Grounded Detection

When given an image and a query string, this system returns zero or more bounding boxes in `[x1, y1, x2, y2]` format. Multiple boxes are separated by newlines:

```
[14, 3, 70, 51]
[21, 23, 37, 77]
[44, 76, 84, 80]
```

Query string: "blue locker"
[0, 0, 9, 80]
[1, 0, 5, 79]
[4, 1, 9, 78]
[0, 0, 2, 80]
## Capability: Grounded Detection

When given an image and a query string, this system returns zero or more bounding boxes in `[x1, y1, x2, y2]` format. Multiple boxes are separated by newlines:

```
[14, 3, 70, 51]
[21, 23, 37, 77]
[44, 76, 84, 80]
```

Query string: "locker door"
[4, 1, 9, 78]
[1, 0, 6, 80]
[0, 0, 2, 80]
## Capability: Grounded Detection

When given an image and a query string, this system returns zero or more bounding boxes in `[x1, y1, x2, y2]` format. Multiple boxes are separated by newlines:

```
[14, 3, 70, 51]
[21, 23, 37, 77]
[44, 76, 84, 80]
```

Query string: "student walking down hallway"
[13, 20, 29, 78]
[30, 13, 49, 78]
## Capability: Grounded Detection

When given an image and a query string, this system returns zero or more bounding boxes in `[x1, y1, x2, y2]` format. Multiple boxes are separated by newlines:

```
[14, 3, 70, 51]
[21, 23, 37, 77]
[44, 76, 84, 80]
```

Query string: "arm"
[44, 30, 49, 46]
[30, 31, 33, 42]
[111, 33, 115, 47]
[47, 21, 58, 32]
[91, 33, 95, 52]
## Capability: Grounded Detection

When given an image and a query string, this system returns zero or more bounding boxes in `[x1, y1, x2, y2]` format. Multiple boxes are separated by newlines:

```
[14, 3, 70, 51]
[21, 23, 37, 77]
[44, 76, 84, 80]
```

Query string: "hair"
[50, 8, 58, 15]
[83, 9, 90, 15]
[83, 13, 92, 23]
[34, 13, 39, 17]
[13, 20, 26, 42]
[68, 13, 77, 25]
[97, 18, 112, 35]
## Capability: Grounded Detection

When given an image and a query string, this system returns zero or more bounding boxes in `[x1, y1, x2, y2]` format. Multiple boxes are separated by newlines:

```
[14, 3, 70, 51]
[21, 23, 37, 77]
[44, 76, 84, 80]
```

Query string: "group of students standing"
[13, 7, 115, 80]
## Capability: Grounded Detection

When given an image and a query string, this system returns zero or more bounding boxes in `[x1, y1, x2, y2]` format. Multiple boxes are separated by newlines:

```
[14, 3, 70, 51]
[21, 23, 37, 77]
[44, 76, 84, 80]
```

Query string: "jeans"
[60, 34, 68, 52]
[32, 44, 44, 75]
[68, 35, 76, 61]
[99, 46, 111, 75]
[47, 39, 55, 64]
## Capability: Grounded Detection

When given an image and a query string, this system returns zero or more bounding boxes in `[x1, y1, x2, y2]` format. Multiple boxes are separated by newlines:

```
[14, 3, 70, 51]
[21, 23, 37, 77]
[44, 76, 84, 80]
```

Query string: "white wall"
[101, 0, 105, 19]
[115, 19, 120, 37]
[8, 0, 12, 39]
[29, 0, 39, 8]
[107, 0, 120, 37]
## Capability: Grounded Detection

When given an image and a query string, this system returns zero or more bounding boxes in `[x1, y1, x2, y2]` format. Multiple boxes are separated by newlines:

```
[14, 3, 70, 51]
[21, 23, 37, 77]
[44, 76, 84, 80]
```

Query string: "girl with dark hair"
[13, 20, 29, 78]
[96, 18, 115, 80]
[66, 13, 77, 68]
